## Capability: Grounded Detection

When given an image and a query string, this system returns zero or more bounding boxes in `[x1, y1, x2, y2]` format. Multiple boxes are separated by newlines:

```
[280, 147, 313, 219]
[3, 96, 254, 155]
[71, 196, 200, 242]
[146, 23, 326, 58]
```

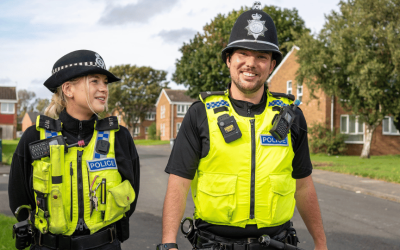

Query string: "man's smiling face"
[227, 49, 276, 95]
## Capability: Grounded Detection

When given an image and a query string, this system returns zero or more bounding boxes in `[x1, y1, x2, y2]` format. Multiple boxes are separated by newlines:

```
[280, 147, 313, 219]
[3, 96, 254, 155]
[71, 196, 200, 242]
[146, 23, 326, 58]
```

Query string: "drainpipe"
[170, 104, 174, 139]
[331, 96, 334, 132]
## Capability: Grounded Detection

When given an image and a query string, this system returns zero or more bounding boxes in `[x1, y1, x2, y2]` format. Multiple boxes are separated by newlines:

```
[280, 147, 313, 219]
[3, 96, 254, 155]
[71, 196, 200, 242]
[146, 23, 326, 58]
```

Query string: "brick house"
[155, 89, 197, 141]
[22, 111, 41, 132]
[0, 86, 18, 140]
[113, 107, 156, 140]
[267, 46, 400, 155]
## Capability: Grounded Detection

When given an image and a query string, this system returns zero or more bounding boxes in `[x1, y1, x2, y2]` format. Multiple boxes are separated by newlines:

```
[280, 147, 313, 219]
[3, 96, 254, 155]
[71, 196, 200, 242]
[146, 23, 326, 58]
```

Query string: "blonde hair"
[44, 75, 108, 119]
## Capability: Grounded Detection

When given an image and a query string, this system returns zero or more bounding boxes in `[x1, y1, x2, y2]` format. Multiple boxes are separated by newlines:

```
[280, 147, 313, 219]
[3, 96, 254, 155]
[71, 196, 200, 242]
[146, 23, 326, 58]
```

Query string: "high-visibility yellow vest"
[32, 115, 135, 235]
[191, 90, 296, 228]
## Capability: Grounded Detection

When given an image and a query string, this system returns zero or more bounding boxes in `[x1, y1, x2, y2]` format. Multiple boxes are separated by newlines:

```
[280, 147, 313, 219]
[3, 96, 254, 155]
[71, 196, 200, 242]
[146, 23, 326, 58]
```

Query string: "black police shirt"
[165, 87, 313, 238]
[8, 110, 140, 234]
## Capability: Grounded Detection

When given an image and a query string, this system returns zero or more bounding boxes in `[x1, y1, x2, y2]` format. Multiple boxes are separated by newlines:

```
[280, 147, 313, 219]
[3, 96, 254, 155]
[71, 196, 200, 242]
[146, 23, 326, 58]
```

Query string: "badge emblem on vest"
[245, 13, 268, 40]
[260, 134, 288, 146]
[87, 158, 118, 172]
[95, 53, 106, 69]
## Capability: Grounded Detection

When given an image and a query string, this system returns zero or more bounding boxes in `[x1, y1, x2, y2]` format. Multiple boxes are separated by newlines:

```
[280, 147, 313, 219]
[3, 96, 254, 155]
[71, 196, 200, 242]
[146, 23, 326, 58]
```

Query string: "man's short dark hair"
[225, 49, 275, 63]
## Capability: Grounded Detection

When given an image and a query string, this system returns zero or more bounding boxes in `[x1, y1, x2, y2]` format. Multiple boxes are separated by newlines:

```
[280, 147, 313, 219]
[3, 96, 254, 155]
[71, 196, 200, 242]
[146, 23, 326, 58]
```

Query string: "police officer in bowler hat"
[158, 2, 328, 250]
[9, 50, 140, 250]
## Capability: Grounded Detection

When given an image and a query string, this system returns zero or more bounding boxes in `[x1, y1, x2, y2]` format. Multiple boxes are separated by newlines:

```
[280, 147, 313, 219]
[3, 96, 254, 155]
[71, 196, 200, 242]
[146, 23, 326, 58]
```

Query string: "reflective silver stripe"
[93, 130, 110, 159]
[227, 39, 279, 50]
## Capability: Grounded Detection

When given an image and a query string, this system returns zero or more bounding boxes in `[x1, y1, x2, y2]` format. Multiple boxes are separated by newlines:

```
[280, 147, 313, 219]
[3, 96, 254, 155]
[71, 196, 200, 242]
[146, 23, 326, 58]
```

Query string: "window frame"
[1, 103, 15, 114]
[296, 84, 303, 104]
[340, 114, 365, 144]
[287, 80, 292, 95]
[382, 116, 400, 136]
[145, 112, 156, 121]
[160, 123, 165, 136]
[133, 126, 140, 137]
[160, 105, 165, 119]
[177, 104, 189, 117]
[176, 122, 181, 134]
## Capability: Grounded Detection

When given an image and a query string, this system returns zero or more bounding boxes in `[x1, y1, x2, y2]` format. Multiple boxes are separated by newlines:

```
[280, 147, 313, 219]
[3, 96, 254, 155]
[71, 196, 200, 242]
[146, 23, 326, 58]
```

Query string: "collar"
[227, 83, 268, 117]
[59, 109, 97, 134]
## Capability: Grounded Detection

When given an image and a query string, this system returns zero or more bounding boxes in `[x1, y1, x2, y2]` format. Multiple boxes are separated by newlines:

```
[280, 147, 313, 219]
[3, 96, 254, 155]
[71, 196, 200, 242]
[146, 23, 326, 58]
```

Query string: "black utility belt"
[33, 225, 116, 250]
[196, 228, 302, 250]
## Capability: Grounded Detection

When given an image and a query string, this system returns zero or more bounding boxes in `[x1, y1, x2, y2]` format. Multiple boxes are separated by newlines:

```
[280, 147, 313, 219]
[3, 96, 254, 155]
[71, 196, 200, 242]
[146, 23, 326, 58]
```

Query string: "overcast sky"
[0, 0, 340, 100]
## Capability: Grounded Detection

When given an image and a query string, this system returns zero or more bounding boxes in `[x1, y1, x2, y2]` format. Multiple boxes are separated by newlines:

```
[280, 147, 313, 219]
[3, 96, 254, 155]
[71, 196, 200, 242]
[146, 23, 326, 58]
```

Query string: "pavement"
[1, 163, 400, 204]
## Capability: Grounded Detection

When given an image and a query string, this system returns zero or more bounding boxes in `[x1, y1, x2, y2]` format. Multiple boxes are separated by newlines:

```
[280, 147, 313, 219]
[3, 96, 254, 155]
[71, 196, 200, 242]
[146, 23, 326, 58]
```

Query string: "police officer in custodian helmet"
[9, 50, 140, 250]
[158, 2, 328, 250]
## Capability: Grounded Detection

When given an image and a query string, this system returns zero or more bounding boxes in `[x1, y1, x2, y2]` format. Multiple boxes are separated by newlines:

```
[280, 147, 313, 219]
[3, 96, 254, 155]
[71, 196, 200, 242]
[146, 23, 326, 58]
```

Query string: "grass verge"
[311, 154, 400, 184]
[0, 213, 28, 250]
[1, 139, 20, 165]
[134, 139, 170, 146]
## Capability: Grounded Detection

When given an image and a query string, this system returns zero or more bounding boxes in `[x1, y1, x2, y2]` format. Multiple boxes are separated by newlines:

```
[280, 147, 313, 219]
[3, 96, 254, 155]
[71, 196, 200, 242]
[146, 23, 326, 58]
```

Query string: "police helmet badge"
[95, 53, 106, 69]
[245, 2, 268, 40]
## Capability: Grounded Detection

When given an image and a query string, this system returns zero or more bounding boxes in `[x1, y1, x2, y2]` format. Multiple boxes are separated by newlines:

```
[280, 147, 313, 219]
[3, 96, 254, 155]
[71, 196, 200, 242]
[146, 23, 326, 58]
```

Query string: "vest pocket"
[269, 173, 296, 224]
[49, 187, 69, 234]
[32, 161, 51, 194]
[104, 180, 135, 223]
[197, 172, 237, 224]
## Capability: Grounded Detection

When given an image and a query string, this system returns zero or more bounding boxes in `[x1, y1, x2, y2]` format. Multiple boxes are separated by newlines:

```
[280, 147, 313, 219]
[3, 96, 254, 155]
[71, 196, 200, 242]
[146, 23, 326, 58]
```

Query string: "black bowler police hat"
[221, 2, 283, 66]
[43, 50, 120, 93]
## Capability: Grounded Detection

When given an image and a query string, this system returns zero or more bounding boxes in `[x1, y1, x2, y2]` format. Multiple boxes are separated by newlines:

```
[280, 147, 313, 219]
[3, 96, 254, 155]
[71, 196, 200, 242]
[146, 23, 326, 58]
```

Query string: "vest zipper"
[70, 162, 73, 222]
[76, 150, 88, 231]
[250, 119, 256, 219]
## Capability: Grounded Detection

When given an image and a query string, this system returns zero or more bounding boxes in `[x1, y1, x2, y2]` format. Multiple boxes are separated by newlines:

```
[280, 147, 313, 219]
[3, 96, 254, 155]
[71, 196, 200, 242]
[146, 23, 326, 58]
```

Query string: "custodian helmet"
[221, 2, 282, 66]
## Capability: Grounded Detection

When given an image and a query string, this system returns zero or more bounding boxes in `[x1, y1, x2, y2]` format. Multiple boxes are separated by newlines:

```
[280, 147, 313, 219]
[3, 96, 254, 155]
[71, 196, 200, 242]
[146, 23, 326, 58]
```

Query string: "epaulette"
[37, 115, 62, 131]
[270, 92, 295, 101]
[200, 91, 226, 101]
[95, 116, 119, 131]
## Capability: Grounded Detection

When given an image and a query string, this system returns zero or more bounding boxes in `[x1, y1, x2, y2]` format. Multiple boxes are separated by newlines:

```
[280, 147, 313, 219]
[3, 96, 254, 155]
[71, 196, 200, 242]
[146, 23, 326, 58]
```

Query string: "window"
[160, 123, 165, 136]
[1, 103, 14, 114]
[287, 81, 292, 95]
[176, 123, 181, 134]
[340, 115, 364, 143]
[382, 116, 400, 135]
[145, 112, 156, 121]
[133, 127, 140, 136]
[145, 127, 149, 134]
[177, 104, 190, 117]
[297, 84, 303, 103]
[160, 105, 165, 119]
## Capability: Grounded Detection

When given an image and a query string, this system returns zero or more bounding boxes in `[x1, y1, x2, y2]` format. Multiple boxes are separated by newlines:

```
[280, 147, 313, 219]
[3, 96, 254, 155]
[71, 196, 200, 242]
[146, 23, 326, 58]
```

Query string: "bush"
[308, 123, 347, 155]
[147, 122, 158, 140]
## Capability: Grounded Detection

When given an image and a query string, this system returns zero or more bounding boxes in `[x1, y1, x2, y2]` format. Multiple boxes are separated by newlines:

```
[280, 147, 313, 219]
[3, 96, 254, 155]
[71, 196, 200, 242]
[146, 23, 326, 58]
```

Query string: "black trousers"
[30, 239, 121, 250]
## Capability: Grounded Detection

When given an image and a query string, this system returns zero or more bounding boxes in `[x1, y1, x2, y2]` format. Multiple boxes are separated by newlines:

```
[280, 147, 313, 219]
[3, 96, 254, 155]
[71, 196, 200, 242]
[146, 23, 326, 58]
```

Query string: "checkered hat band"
[268, 100, 288, 107]
[52, 61, 106, 75]
[93, 130, 110, 159]
[45, 130, 58, 139]
[206, 100, 230, 109]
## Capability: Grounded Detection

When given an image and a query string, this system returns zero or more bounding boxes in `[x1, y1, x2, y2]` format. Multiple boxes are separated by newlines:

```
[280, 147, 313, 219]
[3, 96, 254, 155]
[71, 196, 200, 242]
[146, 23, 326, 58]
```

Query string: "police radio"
[29, 135, 85, 160]
[269, 100, 301, 141]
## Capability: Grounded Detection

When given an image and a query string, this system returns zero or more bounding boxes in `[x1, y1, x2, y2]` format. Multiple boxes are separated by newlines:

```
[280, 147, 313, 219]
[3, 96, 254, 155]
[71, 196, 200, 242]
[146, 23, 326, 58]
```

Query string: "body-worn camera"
[217, 114, 242, 143]
[269, 100, 301, 141]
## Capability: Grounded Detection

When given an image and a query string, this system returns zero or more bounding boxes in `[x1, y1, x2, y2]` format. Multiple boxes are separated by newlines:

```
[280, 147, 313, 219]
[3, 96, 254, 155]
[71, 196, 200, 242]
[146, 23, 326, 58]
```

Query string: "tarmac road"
[1, 144, 400, 250]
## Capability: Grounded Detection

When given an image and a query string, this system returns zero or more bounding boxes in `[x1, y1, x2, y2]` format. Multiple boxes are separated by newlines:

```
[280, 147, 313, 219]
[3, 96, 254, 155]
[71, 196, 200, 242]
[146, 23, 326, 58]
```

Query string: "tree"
[34, 98, 50, 113]
[108, 65, 168, 135]
[296, 0, 400, 158]
[173, 4, 309, 98]
[17, 89, 36, 117]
